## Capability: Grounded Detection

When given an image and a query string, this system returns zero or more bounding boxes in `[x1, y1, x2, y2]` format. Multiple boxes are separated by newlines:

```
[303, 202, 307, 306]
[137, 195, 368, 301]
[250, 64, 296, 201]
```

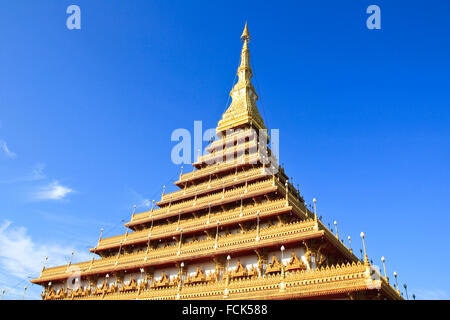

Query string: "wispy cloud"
[0, 220, 90, 299]
[0, 139, 16, 159]
[413, 288, 450, 300]
[33, 180, 73, 201]
[30, 163, 46, 181]
[127, 187, 152, 209]
[0, 163, 46, 185]
[141, 198, 151, 208]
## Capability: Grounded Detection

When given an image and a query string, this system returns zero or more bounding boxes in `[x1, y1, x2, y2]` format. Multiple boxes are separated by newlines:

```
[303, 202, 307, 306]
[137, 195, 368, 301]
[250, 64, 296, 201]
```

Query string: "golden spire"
[241, 21, 250, 41]
[217, 22, 266, 133]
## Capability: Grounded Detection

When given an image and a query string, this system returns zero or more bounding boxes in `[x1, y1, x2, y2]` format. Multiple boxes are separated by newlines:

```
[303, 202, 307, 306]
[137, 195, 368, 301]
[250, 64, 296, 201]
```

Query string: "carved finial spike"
[241, 21, 250, 41]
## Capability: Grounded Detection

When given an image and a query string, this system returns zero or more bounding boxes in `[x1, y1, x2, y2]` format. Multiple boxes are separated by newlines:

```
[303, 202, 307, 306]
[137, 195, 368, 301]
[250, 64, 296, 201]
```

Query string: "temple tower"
[31, 23, 402, 300]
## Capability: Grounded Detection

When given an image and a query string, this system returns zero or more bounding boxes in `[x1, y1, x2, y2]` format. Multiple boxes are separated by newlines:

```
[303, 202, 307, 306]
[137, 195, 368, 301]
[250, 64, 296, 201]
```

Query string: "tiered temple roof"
[31, 23, 402, 300]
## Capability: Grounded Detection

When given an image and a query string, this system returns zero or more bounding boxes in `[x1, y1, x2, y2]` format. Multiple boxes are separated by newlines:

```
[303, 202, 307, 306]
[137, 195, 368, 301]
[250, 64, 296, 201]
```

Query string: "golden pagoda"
[31, 23, 402, 300]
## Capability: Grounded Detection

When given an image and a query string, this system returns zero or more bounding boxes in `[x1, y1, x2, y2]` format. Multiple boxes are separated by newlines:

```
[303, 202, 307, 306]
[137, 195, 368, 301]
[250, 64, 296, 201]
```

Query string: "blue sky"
[0, 0, 449, 299]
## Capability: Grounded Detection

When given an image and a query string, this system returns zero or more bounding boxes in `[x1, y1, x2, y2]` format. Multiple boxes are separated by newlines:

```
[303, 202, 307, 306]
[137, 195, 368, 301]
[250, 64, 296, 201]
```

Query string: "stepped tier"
[32, 219, 346, 284]
[127, 178, 281, 228]
[193, 141, 258, 167]
[40, 261, 401, 300]
[204, 128, 258, 153]
[96, 189, 310, 253]
[158, 166, 269, 206]
[175, 154, 262, 186]
[92, 199, 292, 253]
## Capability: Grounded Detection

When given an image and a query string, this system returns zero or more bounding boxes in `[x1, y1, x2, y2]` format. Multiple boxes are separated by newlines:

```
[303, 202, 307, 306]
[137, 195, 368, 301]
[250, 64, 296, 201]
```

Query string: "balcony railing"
[34, 218, 320, 284]
[193, 141, 258, 166]
[158, 166, 268, 206]
[41, 261, 401, 300]
[176, 154, 261, 185]
[128, 178, 279, 227]
[205, 128, 256, 153]
[95, 199, 290, 251]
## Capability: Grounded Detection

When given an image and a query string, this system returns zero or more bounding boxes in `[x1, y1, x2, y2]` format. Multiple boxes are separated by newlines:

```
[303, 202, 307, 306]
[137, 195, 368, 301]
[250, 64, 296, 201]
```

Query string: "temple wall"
[186, 261, 216, 277]
[50, 242, 311, 292]
[154, 267, 178, 281]
[227, 255, 258, 271]
[266, 247, 308, 268]
[124, 272, 146, 284]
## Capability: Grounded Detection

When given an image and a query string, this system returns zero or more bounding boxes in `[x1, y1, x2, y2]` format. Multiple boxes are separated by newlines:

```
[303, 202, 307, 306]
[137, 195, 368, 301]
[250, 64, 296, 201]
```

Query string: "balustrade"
[37, 218, 318, 282]
[194, 141, 258, 166]
[129, 178, 279, 226]
[176, 154, 261, 184]
[97, 199, 289, 251]
[42, 261, 381, 300]
[160, 166, 267, 205]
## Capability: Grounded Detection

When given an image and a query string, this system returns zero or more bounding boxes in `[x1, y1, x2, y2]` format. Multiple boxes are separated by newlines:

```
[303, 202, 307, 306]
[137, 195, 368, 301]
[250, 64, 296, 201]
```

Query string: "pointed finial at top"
[241, 21, 250, 42]
[217, 21, 265, 133]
